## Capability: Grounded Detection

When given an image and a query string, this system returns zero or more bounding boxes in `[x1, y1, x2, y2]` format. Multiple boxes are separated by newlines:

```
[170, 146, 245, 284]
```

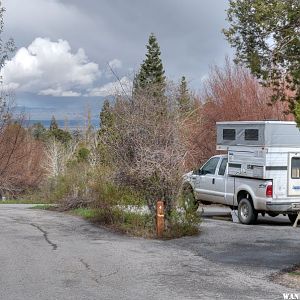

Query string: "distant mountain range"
[25, 119, 99, 130]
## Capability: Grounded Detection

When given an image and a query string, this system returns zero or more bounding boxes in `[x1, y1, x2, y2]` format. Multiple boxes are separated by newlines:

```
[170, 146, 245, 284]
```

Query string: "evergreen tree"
[98, 99, 116, 164]
[224, 0, 300, 124]
[48, 115, 71, 144]
[177, 76, 191, 114]
[31, 122, 46, 140]
[49, 115, 58, 131]
[134, 33, 166, 96]
[49, 128, 72, 144]
[99, 100, 114, 132]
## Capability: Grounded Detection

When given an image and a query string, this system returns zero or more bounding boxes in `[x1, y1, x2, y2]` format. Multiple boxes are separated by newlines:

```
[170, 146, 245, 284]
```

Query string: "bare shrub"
[87, 131, 102, 168]
[101, 84, 189, 217]
[0, 90, 45, 196]
[0, 122, 45, 196]
[43, 138, 78, 178]
[184, 59, 292, 168]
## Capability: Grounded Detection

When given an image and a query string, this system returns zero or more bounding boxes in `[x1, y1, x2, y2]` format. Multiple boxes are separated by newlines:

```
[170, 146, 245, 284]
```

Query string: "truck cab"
[183, 121, 300, 225]
[183, 153, 300, 225]
[189, 155, 229, 206]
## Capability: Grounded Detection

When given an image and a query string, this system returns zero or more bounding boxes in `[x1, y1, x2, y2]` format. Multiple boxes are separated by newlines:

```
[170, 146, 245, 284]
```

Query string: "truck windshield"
[201, 157, 220, 175]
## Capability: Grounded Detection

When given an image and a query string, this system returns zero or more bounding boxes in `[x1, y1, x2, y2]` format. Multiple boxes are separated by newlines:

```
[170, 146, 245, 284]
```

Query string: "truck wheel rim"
[241, 203, 249, 219]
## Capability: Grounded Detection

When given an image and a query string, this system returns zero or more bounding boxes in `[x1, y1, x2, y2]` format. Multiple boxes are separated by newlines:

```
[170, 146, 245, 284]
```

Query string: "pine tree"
[31, 122, 46, 140]
[134, 33, 166, 96]
[49, 115, 58, 131]
[99, 100, 114, 132]
[177, 76, 191, 114]
[48, 115, 71, 144]
[224, 0, 300, 124]
[98, 99, 116, 164]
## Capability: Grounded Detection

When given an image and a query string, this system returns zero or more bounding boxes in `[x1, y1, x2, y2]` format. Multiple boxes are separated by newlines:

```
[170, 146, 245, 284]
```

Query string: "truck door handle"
[212, 178, 215, 184]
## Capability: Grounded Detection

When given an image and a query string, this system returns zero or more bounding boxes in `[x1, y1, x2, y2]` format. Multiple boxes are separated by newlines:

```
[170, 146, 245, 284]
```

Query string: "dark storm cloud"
[4, 0, 230, 84]
[2, 0, 232, 118]
[60, 0, 231, 87]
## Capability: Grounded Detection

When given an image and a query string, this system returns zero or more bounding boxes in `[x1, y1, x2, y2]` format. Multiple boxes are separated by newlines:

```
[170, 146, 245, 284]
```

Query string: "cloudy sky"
[2, 0, 231, 121]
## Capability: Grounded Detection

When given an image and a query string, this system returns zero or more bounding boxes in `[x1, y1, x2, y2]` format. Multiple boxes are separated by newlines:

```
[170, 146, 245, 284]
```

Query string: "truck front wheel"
[181, 185, 199, 211]
[238, 198, 258, 225]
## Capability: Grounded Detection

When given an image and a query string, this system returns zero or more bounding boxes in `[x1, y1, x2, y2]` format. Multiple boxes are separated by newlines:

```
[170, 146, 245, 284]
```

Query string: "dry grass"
[271, 266, 300, 288]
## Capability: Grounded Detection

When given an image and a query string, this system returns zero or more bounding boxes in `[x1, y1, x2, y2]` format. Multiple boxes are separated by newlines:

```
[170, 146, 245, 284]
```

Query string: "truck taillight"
[266, 184, 273, 197]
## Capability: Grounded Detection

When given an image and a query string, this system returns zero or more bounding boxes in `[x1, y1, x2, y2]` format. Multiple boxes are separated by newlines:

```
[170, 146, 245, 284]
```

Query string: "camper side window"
[291, 157, 300, 179]
[245, 129, 259, 141]
[223, 129, 235, 140]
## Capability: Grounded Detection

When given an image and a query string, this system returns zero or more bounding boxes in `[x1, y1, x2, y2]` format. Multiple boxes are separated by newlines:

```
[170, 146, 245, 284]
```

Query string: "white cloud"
[108, 59, 122, 69]
[104, 59, 123, 79]
[88, 76, 132, 97]
[39, 88, 81, 97]
[1, 37, 100, 96]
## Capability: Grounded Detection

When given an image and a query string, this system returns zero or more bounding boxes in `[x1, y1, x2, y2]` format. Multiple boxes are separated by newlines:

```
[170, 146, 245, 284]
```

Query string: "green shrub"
[26, 144, 200, 239]
[161, 193, 202, 238]
[72, 208, 99, 219]
[77, 147, 90, 162]
[71, 206, 155, 237]
[164, 208, 201, 238]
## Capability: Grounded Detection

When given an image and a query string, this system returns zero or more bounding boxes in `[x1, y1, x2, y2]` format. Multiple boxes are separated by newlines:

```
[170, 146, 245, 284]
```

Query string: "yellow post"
[156, 200, 164, 238]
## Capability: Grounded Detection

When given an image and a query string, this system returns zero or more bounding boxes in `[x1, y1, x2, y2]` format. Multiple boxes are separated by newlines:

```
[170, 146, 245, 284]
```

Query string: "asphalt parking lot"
[0, 204, 299, 300]
[177, 206, 299, 270]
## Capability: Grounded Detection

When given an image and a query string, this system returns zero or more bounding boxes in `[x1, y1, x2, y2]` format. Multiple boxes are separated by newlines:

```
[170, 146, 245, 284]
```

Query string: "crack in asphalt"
[79, 258, 100, 284]
[30, 223, 58, 250]
[79, 258, 92, 272]
[79, 258, 118, 284]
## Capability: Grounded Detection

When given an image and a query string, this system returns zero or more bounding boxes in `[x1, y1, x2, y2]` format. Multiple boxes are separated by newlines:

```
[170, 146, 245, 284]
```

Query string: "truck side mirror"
[193, 168, 201, 175]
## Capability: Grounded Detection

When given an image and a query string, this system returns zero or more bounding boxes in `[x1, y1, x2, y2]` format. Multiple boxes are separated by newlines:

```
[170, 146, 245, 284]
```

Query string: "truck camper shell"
[216, 121, 300, 149]
[216, 121, 300, 197]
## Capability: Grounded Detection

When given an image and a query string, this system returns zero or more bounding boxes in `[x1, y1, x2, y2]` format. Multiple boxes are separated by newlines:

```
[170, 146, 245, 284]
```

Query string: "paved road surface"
[0, 204, 299, 300]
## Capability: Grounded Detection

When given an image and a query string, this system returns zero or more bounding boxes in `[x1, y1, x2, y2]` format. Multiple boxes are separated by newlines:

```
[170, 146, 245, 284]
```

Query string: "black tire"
[181, 185, 199, 211]
[288, 214, 297, 224]
[238, 198, 258, 225]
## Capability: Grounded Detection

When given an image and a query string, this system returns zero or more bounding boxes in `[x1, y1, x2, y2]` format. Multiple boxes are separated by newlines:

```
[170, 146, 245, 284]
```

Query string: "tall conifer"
[177, 76, 191, 114]
[49, 115, 58, 131]
[134, 33, 166, 97]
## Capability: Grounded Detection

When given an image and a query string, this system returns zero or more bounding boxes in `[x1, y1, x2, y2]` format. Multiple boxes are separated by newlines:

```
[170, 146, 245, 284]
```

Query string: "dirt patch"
[271, 265, 300, 288]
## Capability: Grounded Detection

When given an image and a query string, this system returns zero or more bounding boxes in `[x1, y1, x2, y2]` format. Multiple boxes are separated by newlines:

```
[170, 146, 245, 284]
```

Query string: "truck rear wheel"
[288, 214, 297, 224]
[238, 198, 258, 225]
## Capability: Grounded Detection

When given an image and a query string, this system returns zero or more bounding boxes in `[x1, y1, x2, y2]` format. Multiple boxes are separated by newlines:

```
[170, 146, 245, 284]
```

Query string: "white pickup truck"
[182, 154, 300, 225]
